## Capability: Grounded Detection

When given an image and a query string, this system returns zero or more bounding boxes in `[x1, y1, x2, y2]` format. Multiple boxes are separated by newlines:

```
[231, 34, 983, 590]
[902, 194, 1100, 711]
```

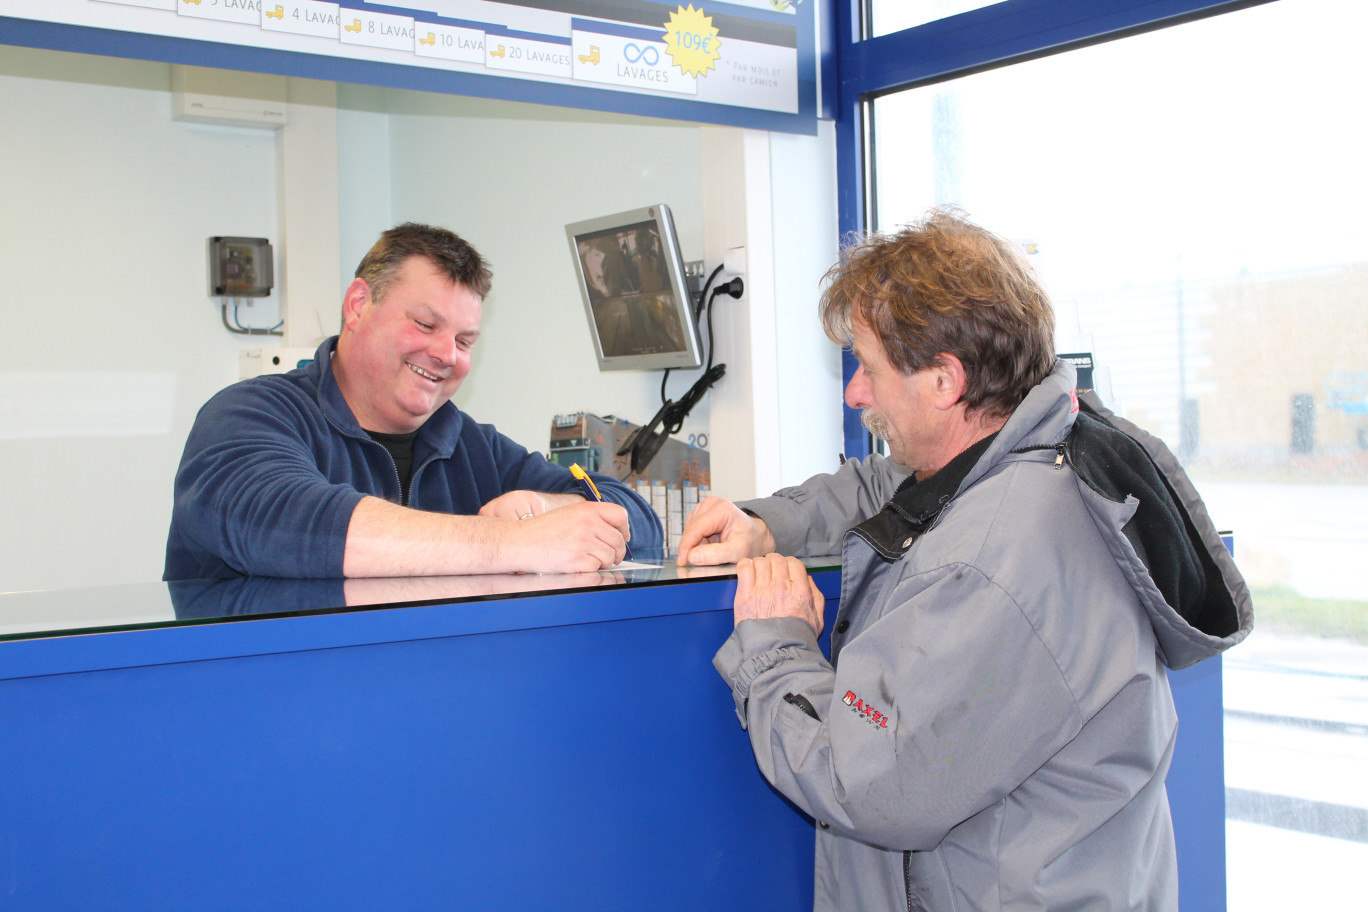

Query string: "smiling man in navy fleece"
[165, 223, 660, 581]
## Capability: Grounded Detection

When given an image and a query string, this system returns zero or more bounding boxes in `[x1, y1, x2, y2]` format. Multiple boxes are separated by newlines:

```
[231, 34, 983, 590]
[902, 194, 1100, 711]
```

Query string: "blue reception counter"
[0, 561, 1225, 911]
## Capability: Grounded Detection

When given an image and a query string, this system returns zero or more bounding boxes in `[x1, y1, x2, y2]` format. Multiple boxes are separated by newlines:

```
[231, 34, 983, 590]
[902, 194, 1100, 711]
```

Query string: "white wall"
[698, 125, 843, 500]
[770, 121, 844, 488]
[336, 82, 396, 304]
[0, 45, 840, 593]
[0, 46, 280, 591]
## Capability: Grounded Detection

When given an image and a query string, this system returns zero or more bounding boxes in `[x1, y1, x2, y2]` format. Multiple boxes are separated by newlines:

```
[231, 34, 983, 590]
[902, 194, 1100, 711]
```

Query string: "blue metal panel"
[835, 340, 867, 466]
[0, 578, 820, 911]
[816, 0, 840, 120]
[833, 0, 871, 460]
[1169, 656, 1229, 912]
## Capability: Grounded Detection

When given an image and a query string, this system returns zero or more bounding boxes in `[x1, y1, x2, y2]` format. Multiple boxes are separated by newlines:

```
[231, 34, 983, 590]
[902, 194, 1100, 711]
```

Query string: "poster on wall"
[0, 0, 816, 132]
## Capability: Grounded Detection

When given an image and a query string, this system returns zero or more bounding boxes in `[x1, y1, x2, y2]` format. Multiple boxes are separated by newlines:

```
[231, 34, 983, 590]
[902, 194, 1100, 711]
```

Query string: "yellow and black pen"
[570, 463, 630, 559]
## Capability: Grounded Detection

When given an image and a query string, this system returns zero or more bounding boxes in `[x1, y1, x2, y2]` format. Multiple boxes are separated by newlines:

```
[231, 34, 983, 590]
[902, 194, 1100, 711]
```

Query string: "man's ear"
[340, 278, 372, 332]
[930, 353, 968, 410]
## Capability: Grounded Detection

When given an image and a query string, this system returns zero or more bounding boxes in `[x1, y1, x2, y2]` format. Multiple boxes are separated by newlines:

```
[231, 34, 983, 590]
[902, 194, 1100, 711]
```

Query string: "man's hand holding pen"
[570, 463, 632, 560]
[477, 482, 631, 571]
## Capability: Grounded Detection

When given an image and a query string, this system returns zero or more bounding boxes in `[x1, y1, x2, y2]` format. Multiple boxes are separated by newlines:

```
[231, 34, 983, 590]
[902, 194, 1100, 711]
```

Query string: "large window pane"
[870, 0, 1368, 906]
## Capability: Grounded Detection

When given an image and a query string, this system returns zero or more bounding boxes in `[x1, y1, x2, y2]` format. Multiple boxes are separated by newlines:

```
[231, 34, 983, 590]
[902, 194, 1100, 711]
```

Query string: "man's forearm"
[342, 494, 631, 577]
[343, 496, 504, 577]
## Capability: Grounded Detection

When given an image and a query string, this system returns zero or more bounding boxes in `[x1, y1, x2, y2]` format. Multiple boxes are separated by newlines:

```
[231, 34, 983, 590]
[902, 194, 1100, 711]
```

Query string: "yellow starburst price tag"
[664, 5, 721, 78]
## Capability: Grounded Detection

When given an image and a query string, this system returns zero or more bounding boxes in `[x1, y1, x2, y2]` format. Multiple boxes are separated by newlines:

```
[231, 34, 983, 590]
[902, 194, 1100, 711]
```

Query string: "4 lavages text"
[294, 7, 337, 25]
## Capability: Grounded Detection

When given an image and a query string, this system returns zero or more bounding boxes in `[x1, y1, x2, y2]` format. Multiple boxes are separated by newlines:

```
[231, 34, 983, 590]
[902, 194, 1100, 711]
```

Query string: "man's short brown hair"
[819, 208, 1056, 419]
[355, 222, 493, 304]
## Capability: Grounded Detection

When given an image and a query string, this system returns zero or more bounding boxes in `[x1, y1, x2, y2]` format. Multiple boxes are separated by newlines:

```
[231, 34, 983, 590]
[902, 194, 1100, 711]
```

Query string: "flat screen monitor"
[566, 204, 702, 372]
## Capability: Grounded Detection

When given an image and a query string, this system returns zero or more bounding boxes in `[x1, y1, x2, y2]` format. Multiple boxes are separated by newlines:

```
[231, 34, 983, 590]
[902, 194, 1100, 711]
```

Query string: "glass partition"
[0, 44, 708, 596]
[2, 558, 835, 642]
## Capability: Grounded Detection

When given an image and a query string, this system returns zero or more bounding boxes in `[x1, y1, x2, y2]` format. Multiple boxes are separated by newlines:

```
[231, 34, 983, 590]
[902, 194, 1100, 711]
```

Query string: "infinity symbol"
[623, 43, 660, 66]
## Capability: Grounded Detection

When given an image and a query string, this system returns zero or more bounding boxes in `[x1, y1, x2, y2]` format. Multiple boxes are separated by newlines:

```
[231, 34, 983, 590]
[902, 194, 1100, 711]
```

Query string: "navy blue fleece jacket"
[165, 338, 661, 580]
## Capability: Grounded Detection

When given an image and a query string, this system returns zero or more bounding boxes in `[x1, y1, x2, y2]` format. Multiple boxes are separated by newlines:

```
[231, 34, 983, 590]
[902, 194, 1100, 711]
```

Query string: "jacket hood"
[1068, 391, 1253, 668]
[852, 360, 1252, 670]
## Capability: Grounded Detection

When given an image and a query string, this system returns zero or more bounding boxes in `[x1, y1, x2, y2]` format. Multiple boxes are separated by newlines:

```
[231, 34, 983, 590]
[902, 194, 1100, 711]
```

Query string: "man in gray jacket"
[676, 209, 1252, 910]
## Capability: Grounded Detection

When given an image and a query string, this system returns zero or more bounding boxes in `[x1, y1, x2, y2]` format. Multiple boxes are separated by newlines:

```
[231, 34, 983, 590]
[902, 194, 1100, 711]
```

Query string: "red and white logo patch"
[1069, 389, 1080, 413]
[842, 690, 890, 729]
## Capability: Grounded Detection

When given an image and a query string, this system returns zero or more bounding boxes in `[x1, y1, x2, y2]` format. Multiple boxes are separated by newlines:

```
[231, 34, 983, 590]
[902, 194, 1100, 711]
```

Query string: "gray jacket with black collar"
[714, 359, 1252, 911]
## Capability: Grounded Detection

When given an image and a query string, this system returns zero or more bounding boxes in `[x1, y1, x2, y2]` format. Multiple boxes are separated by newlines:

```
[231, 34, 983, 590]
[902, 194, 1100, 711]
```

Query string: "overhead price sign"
[663, 4, 719, 77]
[0, 0, 813, 131]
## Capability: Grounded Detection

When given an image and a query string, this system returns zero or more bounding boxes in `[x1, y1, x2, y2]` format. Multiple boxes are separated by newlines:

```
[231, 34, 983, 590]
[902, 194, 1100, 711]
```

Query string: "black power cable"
[621, 269, 744, 474]
[659, 263, 724, 404]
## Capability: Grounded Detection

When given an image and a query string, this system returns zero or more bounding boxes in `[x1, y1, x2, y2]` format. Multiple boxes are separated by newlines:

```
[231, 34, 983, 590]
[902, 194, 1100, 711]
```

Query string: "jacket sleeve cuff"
[713, 617, 821, 726]
[735, 497, 809, 555]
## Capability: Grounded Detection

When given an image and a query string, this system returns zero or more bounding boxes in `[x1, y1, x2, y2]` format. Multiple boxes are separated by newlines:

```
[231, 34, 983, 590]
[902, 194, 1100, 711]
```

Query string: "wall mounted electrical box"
[209, 236, 274, 297]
